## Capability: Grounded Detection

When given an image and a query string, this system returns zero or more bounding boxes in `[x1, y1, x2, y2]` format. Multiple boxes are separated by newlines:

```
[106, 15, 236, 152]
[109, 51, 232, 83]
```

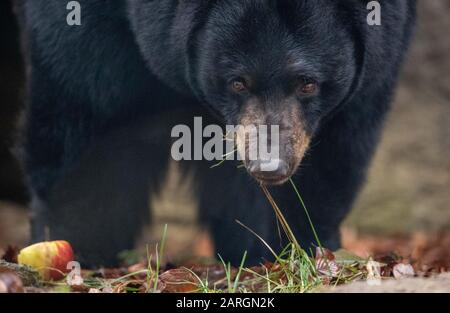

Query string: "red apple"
[17, 241, 74, 280]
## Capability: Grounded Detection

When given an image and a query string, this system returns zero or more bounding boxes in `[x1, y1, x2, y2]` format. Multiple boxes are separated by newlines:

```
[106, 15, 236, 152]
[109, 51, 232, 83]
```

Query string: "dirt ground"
[323, 272, 450, 293]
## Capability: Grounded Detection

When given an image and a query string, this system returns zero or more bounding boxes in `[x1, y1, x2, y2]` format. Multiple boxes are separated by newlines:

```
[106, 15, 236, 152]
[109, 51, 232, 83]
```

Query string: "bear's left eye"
[296, 77, 318, 96]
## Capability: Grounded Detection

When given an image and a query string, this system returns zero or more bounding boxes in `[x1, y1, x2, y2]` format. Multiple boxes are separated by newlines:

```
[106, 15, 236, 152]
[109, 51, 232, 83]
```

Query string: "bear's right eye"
[230, 78, 248, 93]
[296, 77, 319, 97]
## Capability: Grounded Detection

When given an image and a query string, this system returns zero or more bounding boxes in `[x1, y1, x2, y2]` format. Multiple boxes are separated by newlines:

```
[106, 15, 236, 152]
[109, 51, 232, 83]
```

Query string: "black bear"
[15, 0, 416, 266]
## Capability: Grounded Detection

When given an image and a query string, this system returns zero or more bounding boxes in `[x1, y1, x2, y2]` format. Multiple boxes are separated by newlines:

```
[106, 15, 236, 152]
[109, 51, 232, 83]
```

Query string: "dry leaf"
[315, 247, 340, 278]
[127, 262, 148, 279]
[376, 254, 400, 277]
[0, 270, 24, 293]
[315, 247, 336, 261]
[159, 269, 199, 293]
[187, 263, 228, 283]
[393, 263, 415, 279]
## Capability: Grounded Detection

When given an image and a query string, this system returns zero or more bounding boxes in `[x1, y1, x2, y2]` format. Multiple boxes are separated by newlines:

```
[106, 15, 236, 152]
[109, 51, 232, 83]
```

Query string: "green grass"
[227, 178, 369, 293]
[218, 251, 248, 293]
[153, 223, 168, 292]
[36, 167, 368, 293]
[117, 170, 367, 293]
[234, 181, 324, 292]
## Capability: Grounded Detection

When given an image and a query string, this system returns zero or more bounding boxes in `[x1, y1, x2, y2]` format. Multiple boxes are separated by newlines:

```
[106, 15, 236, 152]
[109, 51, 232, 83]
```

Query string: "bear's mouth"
[251, 173, 291, 186]
[242, 157, 293, 186]
[237, 134, 310, 185]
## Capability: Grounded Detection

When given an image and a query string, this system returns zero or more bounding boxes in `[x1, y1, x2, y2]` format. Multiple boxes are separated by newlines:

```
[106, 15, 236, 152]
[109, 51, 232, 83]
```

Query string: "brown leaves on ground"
[342, 229, 450, 275]
[0, 269, 24, 293]
[393, 263, 415, 279]
[186, 262, 230, 288]
[0, 231, 449, 293]
[315, 247, 340, 278]
[159, 269, 199, 293]
[0, 259, 40, 287]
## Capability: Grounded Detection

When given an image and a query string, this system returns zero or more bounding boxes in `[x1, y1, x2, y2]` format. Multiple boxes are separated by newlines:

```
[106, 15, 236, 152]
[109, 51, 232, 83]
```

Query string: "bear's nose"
[247, 159, 290, 185]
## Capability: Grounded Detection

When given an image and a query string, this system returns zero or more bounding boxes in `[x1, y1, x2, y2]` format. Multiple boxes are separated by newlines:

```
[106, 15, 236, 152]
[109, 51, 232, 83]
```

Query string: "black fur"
[16, 0, 416, 266]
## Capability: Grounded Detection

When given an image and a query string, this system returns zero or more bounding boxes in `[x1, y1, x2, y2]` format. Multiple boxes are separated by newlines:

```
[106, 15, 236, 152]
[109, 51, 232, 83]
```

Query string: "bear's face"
[129, 1, 360, 185]
[191, 2, 358, 185]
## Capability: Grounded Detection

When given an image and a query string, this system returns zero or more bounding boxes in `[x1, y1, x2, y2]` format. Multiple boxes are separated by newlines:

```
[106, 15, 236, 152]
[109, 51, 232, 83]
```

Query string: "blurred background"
[0, 1, 448, 260]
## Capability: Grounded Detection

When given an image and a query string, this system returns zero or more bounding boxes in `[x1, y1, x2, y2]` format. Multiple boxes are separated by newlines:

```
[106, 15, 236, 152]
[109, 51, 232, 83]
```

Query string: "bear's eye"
[230, 78, 248, 93]
[296, 77, 318, 96]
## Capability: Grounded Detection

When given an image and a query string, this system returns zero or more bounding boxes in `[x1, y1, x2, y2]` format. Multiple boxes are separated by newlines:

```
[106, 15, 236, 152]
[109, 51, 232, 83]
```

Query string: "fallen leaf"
[0, 270, 24, 293]
[0, 260, 41, 287]
[187, 263, 228, 283]
[375, 253, 400, 277]
[393, 263, 415, 279]
[70, 284, 90, 293]
[316, 259, 340, 278]
[315, 247, 340, 278]
[159, 269, 199, 293]
[315, 247, 336, 261]
[126, 262, 149, 280]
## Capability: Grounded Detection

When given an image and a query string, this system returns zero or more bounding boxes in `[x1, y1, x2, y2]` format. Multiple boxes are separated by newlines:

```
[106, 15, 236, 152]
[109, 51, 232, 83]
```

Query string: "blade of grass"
[235, 220, 281, 262]
[260, 184, 301, 250]
[210, 149, 237, 169]
[289, 178, 322, 248]
[153, 224, 168, 293]
[217, 254, 232, 293]
[232, 251, 247, 293]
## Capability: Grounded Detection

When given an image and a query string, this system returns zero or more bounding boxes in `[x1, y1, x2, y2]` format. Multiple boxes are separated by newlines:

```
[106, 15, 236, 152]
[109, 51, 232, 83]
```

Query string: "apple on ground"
[17, 240, 74, 280]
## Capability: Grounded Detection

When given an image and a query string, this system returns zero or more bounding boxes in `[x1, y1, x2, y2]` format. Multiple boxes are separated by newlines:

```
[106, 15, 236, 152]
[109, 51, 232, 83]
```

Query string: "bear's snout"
[236, 100, 311, 185]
